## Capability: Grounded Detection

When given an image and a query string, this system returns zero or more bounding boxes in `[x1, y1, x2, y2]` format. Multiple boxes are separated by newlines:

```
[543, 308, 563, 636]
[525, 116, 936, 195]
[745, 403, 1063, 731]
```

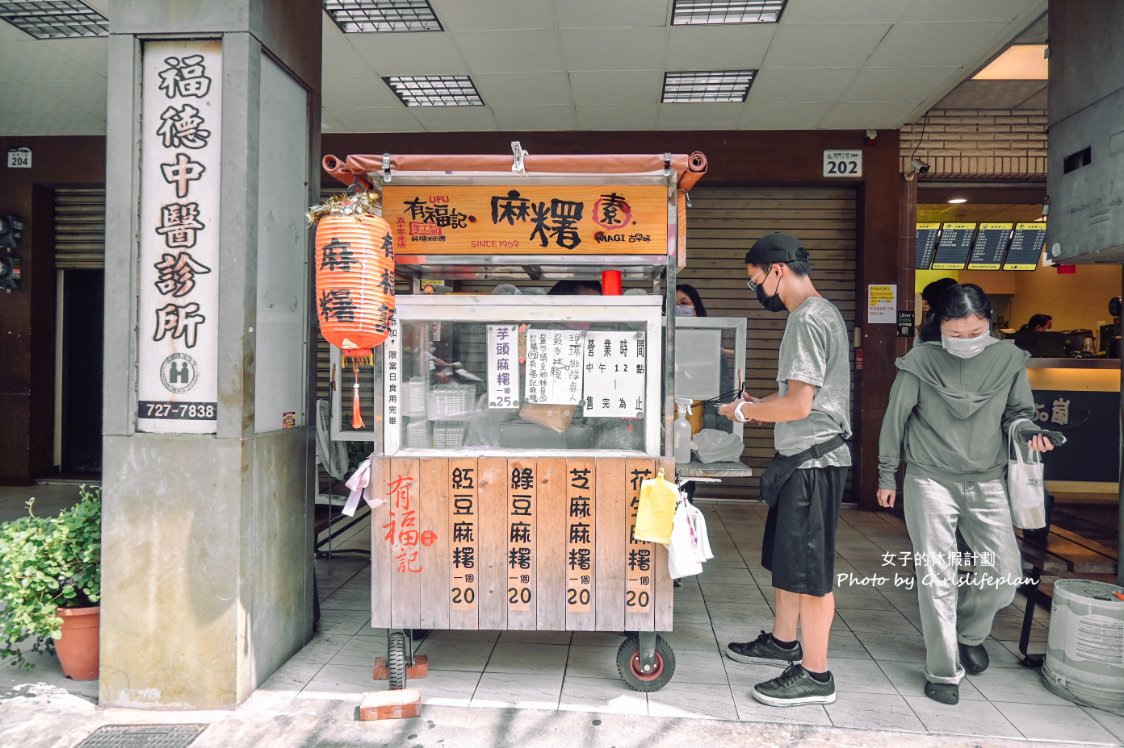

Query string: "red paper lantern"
[315, 213, 396, 427]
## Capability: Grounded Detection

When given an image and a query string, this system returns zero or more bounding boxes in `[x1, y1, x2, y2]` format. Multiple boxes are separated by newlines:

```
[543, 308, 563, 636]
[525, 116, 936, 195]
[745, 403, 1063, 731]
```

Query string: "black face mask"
[755, 270, 786, 313]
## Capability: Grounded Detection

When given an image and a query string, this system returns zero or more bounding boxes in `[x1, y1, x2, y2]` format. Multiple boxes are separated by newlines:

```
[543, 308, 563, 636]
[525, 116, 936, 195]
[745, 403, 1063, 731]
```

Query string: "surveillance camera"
[910, 158, 930, 174]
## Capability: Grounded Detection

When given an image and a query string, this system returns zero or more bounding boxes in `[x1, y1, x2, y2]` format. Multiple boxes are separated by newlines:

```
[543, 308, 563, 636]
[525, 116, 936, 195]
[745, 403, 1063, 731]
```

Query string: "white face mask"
[941, 330, 992, 359]
[675, 304, 696, 317]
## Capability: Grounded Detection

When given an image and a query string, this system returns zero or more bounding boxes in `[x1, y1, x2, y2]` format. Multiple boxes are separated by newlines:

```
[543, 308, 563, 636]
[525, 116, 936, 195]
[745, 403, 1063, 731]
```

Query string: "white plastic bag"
[1008, 418, 1046, 529]
[667, 500, 714, 579]
[693, 429, 743, 463]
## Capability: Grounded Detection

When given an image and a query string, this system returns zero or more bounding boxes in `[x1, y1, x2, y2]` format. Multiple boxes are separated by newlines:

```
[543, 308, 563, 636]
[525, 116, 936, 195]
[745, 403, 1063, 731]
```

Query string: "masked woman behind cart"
[876, 283, 1054, 706]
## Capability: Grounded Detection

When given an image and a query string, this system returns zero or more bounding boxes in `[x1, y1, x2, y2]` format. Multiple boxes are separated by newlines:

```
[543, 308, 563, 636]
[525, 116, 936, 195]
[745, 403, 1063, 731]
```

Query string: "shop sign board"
[823, 149, 862, 178]
[487, 324, 521, 409]
[582, 331, 647, 417]
[136, 40, 221, 433]
[383, 184, 667, 255]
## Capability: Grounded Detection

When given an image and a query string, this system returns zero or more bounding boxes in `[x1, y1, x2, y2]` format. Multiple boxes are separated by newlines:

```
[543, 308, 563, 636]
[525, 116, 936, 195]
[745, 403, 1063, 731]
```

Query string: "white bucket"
[1041, 578, 1124, 712]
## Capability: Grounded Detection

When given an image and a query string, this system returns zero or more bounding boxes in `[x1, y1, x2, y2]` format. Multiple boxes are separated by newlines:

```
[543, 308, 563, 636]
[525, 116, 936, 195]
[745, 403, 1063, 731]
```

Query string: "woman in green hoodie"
[877, 283, 1054, 705]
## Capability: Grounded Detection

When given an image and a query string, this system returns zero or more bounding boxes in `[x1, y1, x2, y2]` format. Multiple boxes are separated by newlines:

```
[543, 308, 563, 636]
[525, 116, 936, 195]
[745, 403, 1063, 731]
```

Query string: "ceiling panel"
[665, 25, 775, 69]
[569, 71, 662, 106]
[866, 22, 1011, 68]
[0, 40, 103, 80]
[493, 105, 579, 131]
[740, 101, 833, 129]
[347, 33, 469, 75]
[321, 38, 373, 73]
[473, 72, 572, 107]
[781, 0, 910, 23]
[900, 0, 1043, 23]
[431, 0, 554, 31]
[554, 0, 669, 28]
[576, 104, 660, 130]
[819, 100, 922, 129]
[0, 81, 104, 113]
[559, 28, 667, 72]
[452, 30, 566, 73]
[658, 102, 743, 130]
[322, 75, 403, 109]
[329, 106, 423, 133]
[763, 23, 892, 68]
[748, 67, 859, 103]
[0, 110, 104, 135]
[409, 105, 500, 132]
[843, 67, 962, 102]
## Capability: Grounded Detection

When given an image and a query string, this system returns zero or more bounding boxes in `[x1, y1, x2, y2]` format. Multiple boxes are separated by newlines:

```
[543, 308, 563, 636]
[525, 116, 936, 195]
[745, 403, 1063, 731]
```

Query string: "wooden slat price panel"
[624, 460, 657, 632]
[387, 458, 423, 627]
[536, 459, 567, 630]
[477, 458, 509, 629]
[419, 458, 450, 630]
[565, 458, 597, 630]
[449, 459, 479, 629]
[369, 458, 391, 627]
[654, 458, 675, 631]
[507, 459, 537, 629]
[594, 458, 627, 631]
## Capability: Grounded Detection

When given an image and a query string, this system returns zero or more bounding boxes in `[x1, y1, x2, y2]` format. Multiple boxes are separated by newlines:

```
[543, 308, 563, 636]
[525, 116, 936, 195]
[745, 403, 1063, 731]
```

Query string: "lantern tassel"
[352, 365, 365, 429]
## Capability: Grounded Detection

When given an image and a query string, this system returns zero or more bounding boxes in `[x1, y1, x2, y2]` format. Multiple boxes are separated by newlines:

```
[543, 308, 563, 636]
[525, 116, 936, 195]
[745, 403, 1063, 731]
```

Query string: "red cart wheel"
[616, 634, 675, 692]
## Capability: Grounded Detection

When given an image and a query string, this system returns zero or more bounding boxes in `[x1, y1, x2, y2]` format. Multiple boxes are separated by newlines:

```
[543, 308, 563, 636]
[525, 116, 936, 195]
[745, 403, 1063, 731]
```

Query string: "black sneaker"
[753, 664, 836, 707]
[726, 630, 802, 666]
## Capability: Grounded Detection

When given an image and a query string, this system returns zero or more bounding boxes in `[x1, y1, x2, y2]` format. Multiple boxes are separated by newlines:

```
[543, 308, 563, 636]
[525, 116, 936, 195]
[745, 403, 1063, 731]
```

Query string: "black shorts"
[761, 465, 848, 596]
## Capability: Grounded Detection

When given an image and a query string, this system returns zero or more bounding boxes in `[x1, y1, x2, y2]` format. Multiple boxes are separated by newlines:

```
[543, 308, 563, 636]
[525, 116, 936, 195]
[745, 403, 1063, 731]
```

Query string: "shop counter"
[1026, 358, 1120, 494]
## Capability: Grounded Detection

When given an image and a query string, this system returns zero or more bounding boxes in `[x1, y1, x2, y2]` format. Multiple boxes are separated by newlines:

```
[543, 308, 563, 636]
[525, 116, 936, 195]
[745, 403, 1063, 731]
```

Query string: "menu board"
[525, 329, 584, 405]
[1003, 222, 1047, 271]
[915, 223, 940, 270]
[931, 223, 976, 270]
[966, 223, 1013, 270]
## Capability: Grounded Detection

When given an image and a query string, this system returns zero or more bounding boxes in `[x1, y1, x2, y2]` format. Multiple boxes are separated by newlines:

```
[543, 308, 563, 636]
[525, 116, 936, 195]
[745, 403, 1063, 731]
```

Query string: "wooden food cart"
[323, 149, 707, 692]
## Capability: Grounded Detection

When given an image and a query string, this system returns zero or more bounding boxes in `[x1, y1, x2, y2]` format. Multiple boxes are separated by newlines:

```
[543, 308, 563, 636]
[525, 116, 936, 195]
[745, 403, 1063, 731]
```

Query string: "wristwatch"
[733, 401, 749, 423]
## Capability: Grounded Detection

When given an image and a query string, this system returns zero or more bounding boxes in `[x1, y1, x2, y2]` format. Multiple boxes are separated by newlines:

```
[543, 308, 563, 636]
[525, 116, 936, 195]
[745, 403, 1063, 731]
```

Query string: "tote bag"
[634, 469, 677, 544]
[1008, 418, 1047, 530]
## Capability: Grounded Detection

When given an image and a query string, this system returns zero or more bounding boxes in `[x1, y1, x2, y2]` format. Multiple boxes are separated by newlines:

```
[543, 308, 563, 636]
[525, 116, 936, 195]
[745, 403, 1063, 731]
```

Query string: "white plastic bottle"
[674, 398, 693, 464]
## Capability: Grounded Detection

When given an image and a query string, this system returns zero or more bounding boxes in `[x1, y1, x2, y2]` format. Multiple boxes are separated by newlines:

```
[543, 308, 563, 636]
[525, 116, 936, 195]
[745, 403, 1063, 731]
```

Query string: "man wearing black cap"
[718, 232, 851, 707]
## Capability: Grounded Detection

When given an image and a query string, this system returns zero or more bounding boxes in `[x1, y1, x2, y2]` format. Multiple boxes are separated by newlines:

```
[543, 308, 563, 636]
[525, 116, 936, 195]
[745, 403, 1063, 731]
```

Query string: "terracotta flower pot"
[55, 606, 99, 681]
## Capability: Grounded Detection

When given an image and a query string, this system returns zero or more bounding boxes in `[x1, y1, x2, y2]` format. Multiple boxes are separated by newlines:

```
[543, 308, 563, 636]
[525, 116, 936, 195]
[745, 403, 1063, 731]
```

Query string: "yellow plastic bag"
[634, 468, 678, 545]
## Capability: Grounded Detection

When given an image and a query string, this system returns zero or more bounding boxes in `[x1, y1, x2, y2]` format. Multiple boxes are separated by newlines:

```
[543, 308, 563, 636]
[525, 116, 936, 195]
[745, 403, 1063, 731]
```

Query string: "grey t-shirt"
[774, 296, 852, 468]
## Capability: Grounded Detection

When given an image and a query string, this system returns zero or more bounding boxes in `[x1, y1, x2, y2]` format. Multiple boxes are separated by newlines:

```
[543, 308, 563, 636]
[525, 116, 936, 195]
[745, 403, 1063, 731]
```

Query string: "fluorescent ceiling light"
[948, 197, 967, 204]
[324, 0, 442, 33]
[384, 75, 483, 107]
[0, 0, 106, 38]
[672, 0, 786, 25]
[663, 70, 755, 103]
[973, 44, 1048, 80]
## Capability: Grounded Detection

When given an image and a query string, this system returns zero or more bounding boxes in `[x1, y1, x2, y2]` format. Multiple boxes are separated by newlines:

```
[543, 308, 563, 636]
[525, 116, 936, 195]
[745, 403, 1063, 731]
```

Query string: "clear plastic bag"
[693, 429, 743, 463]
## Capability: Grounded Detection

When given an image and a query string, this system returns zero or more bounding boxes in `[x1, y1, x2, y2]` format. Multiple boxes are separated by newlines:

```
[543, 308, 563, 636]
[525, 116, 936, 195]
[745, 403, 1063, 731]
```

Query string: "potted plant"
[0, 484, 101, 680]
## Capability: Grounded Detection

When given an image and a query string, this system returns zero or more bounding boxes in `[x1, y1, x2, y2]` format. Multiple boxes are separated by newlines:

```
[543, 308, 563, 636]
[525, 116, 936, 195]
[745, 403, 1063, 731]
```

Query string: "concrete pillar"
[100, 0, 322, 707]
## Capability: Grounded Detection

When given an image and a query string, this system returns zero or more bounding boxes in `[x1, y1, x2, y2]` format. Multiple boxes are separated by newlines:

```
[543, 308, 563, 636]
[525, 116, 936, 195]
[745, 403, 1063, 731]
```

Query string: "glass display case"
[674, 316, 748, 440]
[333, 295, 663, 456]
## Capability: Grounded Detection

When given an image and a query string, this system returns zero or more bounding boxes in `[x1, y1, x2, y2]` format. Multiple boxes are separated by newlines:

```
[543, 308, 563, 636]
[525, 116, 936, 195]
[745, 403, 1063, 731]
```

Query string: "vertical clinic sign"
[137, 41, 221, 433]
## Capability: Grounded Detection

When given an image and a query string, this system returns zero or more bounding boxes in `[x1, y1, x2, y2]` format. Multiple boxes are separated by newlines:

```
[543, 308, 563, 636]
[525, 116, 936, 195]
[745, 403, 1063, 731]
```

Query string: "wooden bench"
[1014, 525, 1118, 665]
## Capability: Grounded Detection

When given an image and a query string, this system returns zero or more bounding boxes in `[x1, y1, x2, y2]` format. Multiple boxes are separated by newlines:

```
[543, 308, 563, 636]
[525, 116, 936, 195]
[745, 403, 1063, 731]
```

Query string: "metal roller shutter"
[679, 187, 858, 501]
[55, 188, 106, 269]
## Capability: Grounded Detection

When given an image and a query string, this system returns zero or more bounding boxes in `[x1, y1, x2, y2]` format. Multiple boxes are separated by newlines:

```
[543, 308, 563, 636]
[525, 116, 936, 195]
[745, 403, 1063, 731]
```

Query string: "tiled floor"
[288, 503, 1124, 745]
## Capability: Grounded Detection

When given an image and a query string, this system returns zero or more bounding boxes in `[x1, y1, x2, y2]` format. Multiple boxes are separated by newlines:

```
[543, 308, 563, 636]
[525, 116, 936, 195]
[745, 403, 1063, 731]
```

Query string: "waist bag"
[759, 434, 848, 506]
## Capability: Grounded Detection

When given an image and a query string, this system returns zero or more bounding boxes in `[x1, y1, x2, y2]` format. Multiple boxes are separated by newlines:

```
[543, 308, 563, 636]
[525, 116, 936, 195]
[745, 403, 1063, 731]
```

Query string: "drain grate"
[76, 724, 208, 748]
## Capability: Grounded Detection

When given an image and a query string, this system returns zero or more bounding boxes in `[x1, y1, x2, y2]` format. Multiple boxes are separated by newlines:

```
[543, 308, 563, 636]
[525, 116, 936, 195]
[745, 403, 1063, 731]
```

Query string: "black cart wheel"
[387, 630, 408, 690]
[616, 634, 675, 692]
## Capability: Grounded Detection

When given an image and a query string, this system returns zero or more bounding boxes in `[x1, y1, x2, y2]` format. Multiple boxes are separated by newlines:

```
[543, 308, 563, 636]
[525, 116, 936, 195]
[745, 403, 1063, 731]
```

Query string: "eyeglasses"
[746, 269, 766, 291]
